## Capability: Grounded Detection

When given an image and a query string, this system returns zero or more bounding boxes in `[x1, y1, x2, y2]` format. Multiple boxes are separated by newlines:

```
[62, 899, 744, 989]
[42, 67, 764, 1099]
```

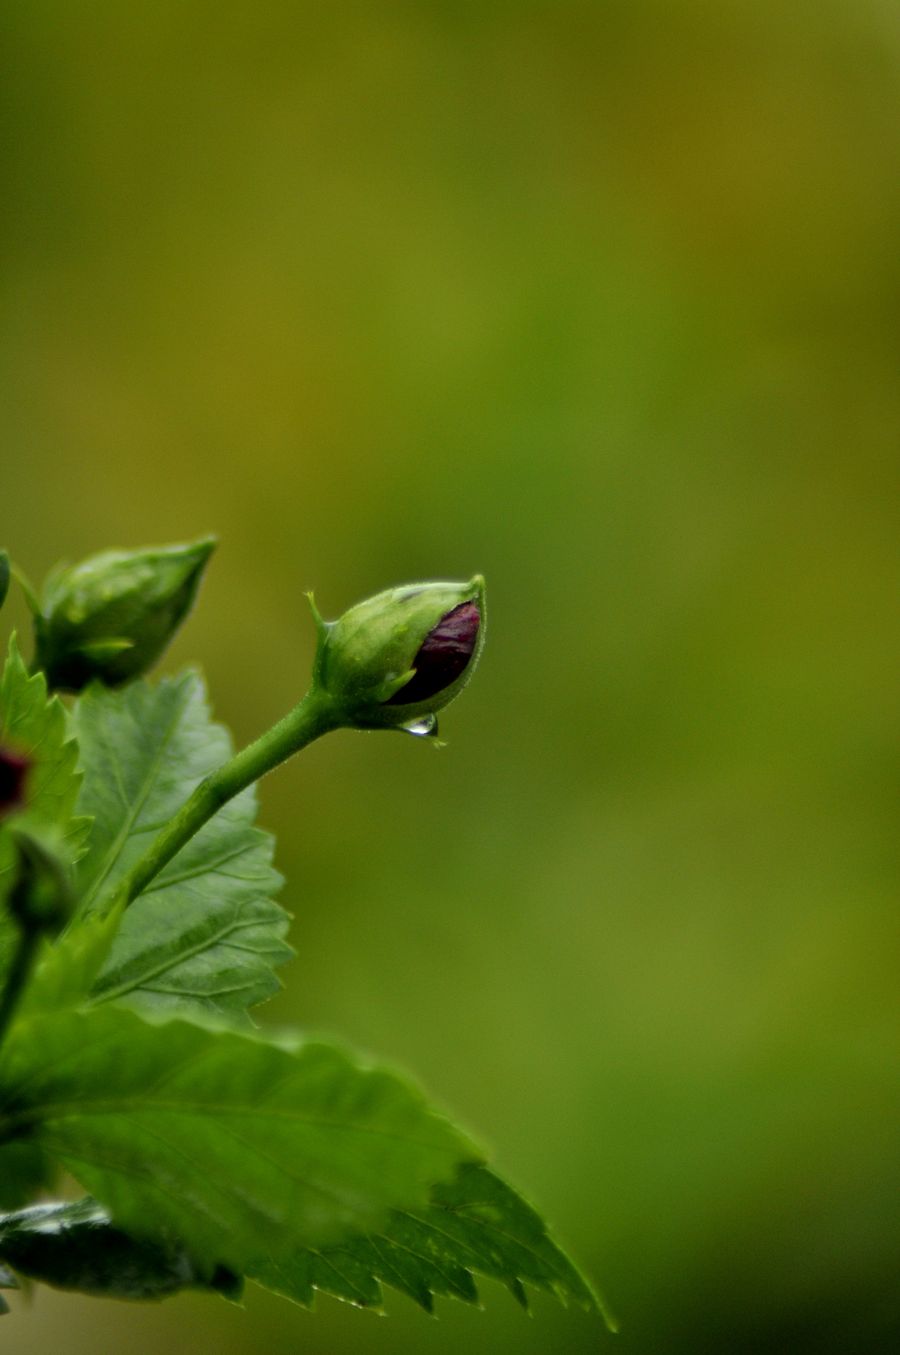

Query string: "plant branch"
[107, 686, 340, 910]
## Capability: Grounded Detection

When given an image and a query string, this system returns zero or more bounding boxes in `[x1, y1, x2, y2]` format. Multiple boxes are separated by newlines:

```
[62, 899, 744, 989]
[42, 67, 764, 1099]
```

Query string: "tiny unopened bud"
[35, 538, 216, 692]
[0, 747, 30, 821]
[311, 576, 485, 734]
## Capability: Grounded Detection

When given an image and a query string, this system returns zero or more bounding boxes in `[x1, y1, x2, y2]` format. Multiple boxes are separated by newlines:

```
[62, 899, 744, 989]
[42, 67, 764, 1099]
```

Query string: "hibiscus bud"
[311, 576, 485, 735]
[35, 538, 216, 692]
[0, 747, 30, 821]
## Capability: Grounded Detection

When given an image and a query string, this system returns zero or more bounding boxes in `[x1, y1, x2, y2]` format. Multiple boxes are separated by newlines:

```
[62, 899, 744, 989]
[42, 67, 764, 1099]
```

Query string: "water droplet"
[401, 713, 439, 738]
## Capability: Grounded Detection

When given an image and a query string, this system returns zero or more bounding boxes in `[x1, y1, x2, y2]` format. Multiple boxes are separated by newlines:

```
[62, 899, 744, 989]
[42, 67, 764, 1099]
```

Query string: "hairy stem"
[108, 686, 340, 910]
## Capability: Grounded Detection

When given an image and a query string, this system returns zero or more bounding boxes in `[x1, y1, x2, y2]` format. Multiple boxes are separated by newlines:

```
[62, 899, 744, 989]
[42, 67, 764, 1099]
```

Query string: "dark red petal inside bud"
[0, 747, 30, 819]
[385, 601, 480, 705]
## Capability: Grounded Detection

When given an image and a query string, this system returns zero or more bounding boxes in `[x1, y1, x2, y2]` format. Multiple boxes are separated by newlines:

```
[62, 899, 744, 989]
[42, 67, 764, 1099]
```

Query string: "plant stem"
[0, 930, 39, 1052]
[110, 686, 340, 910]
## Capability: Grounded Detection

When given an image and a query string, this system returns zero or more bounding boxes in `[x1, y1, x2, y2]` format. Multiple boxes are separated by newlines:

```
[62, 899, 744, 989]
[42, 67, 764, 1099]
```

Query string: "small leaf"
[72, 671, 292, 1020]
[0, 636, 91, 980]
[0, 1198, 240, 1302]
[0, 635, 90, 848]
[252, 1162, 612, 1325]
[0, 1005, 479, 1269]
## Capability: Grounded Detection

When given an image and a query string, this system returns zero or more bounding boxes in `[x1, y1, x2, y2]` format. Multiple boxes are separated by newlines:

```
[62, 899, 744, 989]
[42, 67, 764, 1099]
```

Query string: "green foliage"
[0, 637, 90, 980]
[19, 905, 123, 1019]
[72, 672, 291, 1020]
[254, 1162, 608, 1318]
[0, 1167, 607, 1321]
[0, 1141, 54, 1212]
[0, 636, 89, 856]
[0, 545, 604, 1335]
[0, 1004, 477, 1267]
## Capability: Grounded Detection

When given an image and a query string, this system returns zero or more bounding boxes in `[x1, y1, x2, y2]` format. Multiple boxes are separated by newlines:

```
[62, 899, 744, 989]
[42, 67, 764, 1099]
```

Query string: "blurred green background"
[1, 1, 898, 1351]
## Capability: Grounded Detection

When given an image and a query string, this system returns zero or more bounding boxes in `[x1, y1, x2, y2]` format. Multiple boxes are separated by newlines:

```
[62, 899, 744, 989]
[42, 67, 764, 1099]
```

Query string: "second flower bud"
[310, 577, 485, 735]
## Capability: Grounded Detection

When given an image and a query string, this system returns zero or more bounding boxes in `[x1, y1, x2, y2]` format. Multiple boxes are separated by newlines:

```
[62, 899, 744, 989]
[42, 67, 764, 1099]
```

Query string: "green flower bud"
[311, 576, 485, 735]
[0, 551, 9, 612]
[35, 538, 216, 692]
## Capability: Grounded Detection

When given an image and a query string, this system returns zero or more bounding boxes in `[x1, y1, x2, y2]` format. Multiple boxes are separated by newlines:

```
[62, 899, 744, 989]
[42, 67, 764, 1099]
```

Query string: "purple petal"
[385, 602, 480, 705]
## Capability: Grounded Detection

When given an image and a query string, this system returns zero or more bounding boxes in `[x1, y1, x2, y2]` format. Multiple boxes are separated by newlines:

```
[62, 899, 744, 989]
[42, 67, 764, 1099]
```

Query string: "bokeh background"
[1, 2, 898, 1352]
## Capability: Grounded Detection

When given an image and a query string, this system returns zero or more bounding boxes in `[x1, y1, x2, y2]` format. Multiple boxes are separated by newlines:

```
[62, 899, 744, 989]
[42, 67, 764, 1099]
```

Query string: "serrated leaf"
[0, 635, 90, 848]
[0, 1198, 241, 1303]
[0, 1005, 479, 1270]
[20, 904, 124, 1018]
[71, 671, 292, 1020]
[252, 1162, 612, 1325]
[0, 635, 91, 978]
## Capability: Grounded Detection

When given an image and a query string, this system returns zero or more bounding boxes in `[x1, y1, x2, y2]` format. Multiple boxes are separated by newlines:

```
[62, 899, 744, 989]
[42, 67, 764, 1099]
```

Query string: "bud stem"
[107, 686, 340, 911]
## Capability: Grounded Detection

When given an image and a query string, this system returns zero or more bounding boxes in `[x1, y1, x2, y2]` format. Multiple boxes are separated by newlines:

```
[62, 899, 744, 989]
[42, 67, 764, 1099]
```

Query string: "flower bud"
[312, 576, 485, 734]
[35, 538, 216, 692]
[0, 551, 9, 612]
[0, 747, 30, 821]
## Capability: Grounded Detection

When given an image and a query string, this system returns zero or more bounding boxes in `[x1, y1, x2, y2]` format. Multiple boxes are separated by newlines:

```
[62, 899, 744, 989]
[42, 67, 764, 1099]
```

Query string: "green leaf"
[0, 1142, 55, 1212]
[19, 904, 124, 1018]
[0, 1005, 479, 1270]
[0, 636, 91, 976]
[0, 635, 88, 841]
[252, 1162, 612, 1325]
[0, 1198, 241, 1303]
[71, 671, 292, 1020]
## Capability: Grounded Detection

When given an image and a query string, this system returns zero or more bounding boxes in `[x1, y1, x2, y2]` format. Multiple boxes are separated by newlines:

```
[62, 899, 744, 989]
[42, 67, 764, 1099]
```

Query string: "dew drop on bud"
[400, 714, 439, 738]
